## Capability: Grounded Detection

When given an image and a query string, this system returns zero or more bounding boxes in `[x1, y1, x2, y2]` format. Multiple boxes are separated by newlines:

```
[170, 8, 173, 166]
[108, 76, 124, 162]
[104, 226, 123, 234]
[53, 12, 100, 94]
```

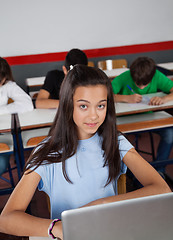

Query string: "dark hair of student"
[26, 65, 121, 186]
[0, 57, 14, 84]
[64, 49, 88, 71]
[130, 57, 156, 86]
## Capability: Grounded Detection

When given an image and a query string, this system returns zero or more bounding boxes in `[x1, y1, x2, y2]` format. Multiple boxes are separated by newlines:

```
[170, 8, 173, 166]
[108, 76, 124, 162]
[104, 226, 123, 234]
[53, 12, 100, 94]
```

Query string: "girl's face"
[73, 84, 107, 140]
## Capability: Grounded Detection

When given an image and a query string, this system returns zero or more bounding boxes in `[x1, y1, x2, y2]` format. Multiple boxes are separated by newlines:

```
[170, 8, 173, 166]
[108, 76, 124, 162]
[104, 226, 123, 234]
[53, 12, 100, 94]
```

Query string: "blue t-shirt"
[33, 133, 133, 219]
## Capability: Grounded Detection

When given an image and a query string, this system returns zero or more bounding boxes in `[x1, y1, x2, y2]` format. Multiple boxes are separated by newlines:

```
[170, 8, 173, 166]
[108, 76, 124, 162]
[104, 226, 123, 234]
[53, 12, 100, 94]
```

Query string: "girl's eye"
[80, 105, 87, 110]
[98, 104, 105, 109]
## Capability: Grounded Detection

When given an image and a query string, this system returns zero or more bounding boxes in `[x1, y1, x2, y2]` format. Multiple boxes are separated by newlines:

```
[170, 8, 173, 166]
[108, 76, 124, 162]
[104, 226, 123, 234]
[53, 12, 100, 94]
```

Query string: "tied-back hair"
[130, 57, 156, 86]
[26, 65, 121, 186]
[0, 57, 14, 84]
[64, 48, 88, 71]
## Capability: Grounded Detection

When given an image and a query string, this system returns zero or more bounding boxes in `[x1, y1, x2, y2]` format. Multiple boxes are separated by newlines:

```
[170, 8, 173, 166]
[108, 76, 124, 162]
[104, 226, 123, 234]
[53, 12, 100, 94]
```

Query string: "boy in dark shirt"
[36, 48, 88, 109]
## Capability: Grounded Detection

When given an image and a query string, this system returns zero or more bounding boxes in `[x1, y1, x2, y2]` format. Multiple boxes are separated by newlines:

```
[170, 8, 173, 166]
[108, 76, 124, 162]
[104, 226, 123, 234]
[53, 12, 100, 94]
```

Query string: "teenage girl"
[0, 65, 170, 239]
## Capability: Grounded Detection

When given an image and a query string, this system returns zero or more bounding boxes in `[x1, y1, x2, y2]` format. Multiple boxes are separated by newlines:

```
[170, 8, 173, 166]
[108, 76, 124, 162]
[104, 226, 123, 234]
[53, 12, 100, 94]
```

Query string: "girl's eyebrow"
[76, 99, 107, 103]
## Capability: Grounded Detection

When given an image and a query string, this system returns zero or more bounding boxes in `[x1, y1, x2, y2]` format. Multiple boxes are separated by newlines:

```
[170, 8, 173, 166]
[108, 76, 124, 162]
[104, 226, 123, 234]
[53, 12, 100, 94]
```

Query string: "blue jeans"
[0, 155, 11, 176]
[152, 127, 173, 172]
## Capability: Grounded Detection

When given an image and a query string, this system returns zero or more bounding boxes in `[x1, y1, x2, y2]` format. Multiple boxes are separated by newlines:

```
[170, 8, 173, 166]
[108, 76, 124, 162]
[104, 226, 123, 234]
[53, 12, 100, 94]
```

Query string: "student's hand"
[127, 94, 142, 103]
[149, 96, 165, 105]
[52, 220, 63, 240]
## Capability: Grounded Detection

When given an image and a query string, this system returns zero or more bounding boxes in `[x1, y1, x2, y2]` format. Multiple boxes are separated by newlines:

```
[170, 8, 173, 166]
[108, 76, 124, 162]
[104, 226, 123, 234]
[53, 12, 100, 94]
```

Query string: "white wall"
[1, 0, 173, 57]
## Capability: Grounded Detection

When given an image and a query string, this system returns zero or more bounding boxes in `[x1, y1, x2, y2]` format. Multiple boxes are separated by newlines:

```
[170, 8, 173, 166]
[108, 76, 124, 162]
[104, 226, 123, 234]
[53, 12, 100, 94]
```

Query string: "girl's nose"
[89, 108, 98, 120]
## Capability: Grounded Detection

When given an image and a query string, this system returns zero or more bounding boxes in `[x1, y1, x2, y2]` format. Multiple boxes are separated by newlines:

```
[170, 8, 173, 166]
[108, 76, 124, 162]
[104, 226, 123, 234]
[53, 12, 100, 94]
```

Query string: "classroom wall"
[10, 48, 173, 91]
[1, 0, 173, 57]
[1, 0, 173, 90]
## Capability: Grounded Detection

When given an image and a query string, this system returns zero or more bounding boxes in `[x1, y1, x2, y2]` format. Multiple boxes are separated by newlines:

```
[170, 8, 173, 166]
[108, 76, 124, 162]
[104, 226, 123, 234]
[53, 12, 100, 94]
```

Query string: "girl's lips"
[85, 123, 97, 127]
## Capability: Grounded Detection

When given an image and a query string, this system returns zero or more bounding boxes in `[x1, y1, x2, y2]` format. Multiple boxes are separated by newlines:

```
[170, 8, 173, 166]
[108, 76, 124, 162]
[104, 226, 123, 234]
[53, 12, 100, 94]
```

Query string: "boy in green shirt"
[111, 57, 173, 173]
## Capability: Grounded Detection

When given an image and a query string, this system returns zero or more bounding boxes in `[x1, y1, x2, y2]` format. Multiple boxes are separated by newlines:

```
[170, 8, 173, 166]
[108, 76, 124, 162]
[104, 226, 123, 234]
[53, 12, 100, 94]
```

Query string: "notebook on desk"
[62, 192, 173, 240]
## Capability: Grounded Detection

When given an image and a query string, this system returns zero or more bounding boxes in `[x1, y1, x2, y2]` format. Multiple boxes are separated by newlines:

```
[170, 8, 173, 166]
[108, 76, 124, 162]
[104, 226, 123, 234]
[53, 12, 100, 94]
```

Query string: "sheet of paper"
[128, 96, 150, 107]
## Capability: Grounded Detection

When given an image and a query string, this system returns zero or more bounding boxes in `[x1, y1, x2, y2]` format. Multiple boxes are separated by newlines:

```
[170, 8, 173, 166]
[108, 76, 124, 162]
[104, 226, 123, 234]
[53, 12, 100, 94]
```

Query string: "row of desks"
[1, 92, 173, 177]
[102, 62, 173, 79]
[1, 93, 173, 134]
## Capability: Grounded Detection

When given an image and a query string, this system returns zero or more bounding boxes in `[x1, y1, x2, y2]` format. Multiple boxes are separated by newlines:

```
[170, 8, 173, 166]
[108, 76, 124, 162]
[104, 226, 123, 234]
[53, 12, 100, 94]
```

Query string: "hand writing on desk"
[126, 85, 142, 103]
[127, 94, 142, 103]
[149, 96, 165, 105]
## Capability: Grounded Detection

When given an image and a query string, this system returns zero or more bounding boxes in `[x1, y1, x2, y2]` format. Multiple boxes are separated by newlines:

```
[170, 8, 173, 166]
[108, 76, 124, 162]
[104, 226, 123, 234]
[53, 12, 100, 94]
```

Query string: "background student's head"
[62, 48, 88, 75]
[130, 57, 156, 89]
[0, 57, 14, 86]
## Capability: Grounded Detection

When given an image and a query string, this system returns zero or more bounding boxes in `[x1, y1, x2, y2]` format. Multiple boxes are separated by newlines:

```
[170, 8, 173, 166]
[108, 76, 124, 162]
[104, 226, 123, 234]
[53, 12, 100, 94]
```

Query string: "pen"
[127, 85, 136, 94]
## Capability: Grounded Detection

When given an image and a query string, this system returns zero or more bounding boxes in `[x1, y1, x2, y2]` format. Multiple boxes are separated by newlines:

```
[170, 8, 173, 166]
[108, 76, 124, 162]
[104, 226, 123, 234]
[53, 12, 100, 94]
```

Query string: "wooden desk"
[117, 111, 173, 133]
[103, 68, 129, 79]
[0, 114, 13, 157]
[0, 113, 12, 133]
[0, 113, 23, 180]
[157, 62, 173, 71]
[14, 109, 57, 170]
[15, 94, 173, 133]
[115, 92, 173, 116]
[17, 109, 57, 130]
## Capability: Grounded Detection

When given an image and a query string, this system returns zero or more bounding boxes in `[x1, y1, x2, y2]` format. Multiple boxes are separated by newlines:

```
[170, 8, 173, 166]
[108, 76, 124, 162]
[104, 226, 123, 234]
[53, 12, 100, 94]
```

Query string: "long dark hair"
[0, 57, 14, 84]
[26, 65, 121, 186]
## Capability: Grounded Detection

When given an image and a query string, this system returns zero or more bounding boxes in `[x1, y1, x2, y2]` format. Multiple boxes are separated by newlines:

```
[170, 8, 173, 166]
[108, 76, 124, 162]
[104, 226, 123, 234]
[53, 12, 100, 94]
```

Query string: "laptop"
[62, 192, 173, 240]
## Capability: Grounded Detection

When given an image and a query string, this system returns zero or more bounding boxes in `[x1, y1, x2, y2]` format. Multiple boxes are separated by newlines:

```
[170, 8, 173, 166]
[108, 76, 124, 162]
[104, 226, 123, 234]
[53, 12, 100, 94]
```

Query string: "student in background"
[0, 65, 170, 239]
[0, 57, 33, 178]
[35, 48, 88, 109]
[111, 56, 173, 173]
[0, 57, 33, 115]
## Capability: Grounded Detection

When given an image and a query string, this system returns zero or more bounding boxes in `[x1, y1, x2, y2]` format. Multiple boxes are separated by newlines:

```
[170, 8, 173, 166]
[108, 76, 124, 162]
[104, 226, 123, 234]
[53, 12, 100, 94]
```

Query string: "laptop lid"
[62, 192, 173, 240]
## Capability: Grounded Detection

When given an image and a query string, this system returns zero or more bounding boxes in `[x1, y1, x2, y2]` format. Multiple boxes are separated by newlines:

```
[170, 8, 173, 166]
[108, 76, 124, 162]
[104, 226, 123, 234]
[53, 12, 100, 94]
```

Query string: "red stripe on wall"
[4, 41, 173, 66]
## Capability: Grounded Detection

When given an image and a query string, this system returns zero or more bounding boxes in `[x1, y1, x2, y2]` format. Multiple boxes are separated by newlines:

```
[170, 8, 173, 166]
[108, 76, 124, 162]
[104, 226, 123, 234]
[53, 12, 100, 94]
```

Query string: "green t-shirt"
[111, 69, 173, 95]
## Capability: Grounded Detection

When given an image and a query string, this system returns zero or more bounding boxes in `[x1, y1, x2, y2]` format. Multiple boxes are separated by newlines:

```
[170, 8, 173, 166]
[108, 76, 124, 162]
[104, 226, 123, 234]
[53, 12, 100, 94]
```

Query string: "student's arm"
[0, 82, 33, 114]
[0, 171, 63, 239]
[83, 148, 171, 207]
[35, 89, 59, 109]
[149, 87, 173, 105]
[111, 72, 142, 103]
[114, 93, 142, 103]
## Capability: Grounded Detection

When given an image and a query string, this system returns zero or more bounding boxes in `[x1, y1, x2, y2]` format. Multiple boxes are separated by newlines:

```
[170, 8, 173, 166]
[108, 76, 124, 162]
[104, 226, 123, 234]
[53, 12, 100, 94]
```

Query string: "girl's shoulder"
[118, 133, 134, 151]
[4, 81, 17, 88]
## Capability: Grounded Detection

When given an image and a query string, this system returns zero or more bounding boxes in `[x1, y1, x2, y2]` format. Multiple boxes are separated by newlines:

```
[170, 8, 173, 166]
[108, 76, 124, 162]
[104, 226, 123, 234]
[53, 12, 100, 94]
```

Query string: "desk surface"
[157, 62, 173, 71]
[103, 68, 129, 78]
[117, 111, 173, 133]
[26, 76, 45, 87]
[0, 113, 11, 133]
[17, 109, 57, 130]
[116, 92, 173, 116]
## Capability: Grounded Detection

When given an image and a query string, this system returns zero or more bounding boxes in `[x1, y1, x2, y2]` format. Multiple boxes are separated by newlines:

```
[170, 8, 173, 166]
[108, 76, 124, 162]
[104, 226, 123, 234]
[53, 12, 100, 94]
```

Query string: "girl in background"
[0, 65, 170, 239]
[0, 57, 33, 115]
[0, 57, 33, 177]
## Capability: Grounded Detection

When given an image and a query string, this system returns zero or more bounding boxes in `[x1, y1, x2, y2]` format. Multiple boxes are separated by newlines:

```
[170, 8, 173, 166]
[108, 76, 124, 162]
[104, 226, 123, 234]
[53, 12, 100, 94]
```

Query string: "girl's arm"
[83, 148, 171, 207]
[0, 171, 63, 239]
[0, 82, 34, 114]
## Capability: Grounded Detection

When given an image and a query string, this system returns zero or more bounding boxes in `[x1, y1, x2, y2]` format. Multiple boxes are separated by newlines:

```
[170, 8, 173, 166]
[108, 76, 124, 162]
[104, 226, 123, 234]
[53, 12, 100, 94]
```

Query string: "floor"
[0, 132, 173, 239]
